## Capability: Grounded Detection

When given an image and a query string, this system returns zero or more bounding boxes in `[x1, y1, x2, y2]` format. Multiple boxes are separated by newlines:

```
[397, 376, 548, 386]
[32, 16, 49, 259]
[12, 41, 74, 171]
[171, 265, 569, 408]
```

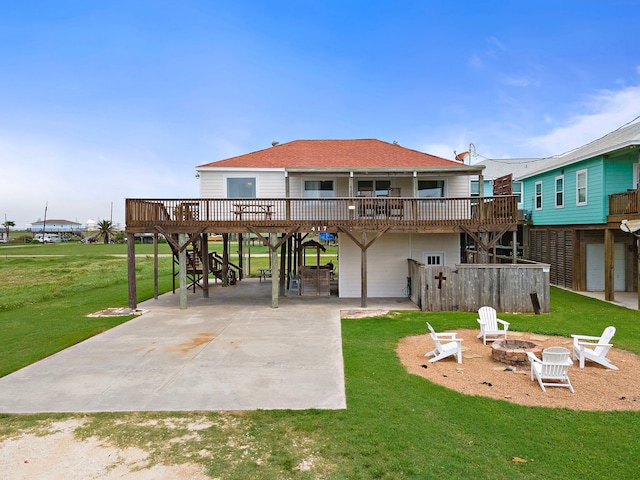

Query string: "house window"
[513, 181, 523, 206]
[470, 180, 479, 196]
[555, 175, 564, 208]
[423, 252, 445, 266]
[227, 177, 256, 198]
[357, 180, 391, 197]
[418, 180, 445, 198]
[304, 180, 335, 198]
[576, 169, 588, 205]
[534, 181, 543, 210]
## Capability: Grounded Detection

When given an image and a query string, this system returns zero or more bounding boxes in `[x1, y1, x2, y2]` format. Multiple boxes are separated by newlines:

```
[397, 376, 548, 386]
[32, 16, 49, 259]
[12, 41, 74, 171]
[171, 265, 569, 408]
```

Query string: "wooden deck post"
[127, 232, 137, 310]
[271, 233, 279, 308]
[287, 236, 293, 280]
[237, 233, 244, 280]
[338, 227, 387, 308]
[604, 228, 615, 302]
[279, 235, 287, 293]
[179, 233, 187, 309]
[202, 232, 209, 298]
[348, 171, 354, 197]
[361, 230, 368, 308]
[412, 172, 418, 220]
[222, 233, 229, 287]
[153, 232, 159, 299]
[572, 229, 583, 291]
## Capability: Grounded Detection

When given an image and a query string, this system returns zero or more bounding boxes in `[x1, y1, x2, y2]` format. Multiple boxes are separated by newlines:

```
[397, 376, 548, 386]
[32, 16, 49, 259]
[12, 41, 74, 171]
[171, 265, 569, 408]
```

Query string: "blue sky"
[2, 0, 640, 227]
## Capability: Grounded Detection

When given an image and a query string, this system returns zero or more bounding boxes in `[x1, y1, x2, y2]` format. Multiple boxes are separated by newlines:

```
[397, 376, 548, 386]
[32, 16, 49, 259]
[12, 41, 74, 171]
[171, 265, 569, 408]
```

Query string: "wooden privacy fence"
[408, 261, 550, 313]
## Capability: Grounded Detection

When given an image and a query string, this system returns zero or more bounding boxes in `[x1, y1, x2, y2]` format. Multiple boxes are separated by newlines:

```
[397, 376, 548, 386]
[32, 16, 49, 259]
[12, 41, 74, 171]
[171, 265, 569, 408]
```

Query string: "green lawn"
[0, 237, 338, 270]
[0, 250, 638, 478]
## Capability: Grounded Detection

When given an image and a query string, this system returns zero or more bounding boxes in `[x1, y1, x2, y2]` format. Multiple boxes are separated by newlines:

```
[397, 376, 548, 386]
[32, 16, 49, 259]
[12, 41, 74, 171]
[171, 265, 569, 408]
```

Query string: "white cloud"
[485, 36, 506, 56]
[420, 142, 458, 160]
[522, 85, 640, 156]
[467, 53, 483, 69]
[501, 76, 541, 88]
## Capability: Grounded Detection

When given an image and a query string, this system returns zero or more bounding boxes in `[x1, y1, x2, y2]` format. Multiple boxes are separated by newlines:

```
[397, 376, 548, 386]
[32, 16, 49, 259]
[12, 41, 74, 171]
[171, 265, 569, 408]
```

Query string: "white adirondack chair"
[476, 306, 510, 345]
[425, 322, 463, 364]
[527, 347, 574, 393]
[571, 326, 618, 370]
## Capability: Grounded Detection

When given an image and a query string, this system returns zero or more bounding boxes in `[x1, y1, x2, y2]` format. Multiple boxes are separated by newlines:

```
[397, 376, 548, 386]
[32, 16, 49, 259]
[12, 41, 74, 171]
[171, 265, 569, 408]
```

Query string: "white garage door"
[586, 243, 626, 291]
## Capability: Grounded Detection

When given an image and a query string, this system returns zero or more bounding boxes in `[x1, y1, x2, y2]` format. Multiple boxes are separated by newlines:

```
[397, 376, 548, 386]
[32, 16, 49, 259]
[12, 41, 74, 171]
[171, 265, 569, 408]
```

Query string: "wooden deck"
[125, 196, 518, 234]
[608, 189, 640, 222]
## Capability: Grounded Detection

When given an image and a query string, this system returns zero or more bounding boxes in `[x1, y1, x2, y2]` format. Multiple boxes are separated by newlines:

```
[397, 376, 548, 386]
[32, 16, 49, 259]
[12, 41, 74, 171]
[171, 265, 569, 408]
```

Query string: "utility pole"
[42, 202, 48, 243]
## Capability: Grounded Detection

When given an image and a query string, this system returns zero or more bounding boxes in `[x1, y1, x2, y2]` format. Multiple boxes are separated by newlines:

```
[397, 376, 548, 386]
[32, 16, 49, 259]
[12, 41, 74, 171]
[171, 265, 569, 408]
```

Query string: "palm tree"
[2, 219, 15, 241]
[95, 220, 115, 244]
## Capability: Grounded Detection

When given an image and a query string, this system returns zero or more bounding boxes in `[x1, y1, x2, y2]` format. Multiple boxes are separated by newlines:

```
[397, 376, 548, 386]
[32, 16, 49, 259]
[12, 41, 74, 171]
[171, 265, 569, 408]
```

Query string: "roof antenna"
[454, 143, 476, 163]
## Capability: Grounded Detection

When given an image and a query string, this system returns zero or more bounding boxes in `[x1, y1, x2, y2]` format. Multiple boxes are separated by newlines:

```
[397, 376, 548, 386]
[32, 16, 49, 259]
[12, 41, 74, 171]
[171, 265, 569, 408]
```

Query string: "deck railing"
[609, 190, 638, 216]
[126, 196, 518, 230]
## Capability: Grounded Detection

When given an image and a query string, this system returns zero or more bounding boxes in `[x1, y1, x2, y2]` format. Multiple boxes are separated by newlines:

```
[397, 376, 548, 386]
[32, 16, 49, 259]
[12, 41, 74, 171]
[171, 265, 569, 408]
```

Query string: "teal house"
[479, 120, 640, 303]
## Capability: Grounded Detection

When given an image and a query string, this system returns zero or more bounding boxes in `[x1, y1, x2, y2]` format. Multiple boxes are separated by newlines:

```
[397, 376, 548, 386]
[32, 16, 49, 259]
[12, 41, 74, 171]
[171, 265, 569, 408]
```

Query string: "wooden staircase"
[170, 234, 241, 291]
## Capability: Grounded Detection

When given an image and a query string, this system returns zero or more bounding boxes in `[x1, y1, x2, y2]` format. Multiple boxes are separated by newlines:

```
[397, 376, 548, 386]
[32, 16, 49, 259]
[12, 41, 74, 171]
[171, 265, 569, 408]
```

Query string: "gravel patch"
[397, 329, 640, 411]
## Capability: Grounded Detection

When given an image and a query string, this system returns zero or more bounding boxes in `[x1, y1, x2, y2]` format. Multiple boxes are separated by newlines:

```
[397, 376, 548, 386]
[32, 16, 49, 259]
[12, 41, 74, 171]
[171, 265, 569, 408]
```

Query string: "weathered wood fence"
[408, 261, 550, 313]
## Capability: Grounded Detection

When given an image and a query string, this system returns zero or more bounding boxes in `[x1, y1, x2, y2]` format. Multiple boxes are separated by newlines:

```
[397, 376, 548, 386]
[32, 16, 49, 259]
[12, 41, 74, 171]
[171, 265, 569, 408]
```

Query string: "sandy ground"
[397, 329, 640, 411]
[0, 419, 211, 480]
[3, 325, 638, 479]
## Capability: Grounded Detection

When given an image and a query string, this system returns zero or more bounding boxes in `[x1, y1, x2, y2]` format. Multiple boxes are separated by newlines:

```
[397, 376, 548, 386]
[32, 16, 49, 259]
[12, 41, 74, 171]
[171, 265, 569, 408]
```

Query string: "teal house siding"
[523, 150, 638, 225]
[480, 121, 640, 298]
[524, 157, 607, 225]
[604, 150, 637, 199]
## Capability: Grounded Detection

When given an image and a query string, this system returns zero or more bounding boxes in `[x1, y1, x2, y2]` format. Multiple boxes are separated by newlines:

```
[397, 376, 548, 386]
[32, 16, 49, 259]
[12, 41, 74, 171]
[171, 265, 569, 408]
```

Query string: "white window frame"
[512, 181, 523, 205]
[226, 176, 257, 198]
[357, 179, 392, 197]
[303, 179, 335, 198]
[417, 179, 446, 198]
[423, 252, 445, 266]
[534, 181, 543, 210]
[633, 162, 639, 189]
[470, 180, 479, 197]
[555, 175, 564, 208]
[576, 169, 588, 206]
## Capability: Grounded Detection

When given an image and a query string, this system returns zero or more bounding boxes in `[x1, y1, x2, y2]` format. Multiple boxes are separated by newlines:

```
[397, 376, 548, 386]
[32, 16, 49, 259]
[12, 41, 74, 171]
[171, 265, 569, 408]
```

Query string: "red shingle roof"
[198, 139, 465, 169]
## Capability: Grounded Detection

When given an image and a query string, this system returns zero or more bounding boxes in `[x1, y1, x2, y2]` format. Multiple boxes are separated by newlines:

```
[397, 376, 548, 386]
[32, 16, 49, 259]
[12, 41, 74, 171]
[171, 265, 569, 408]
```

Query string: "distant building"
[29, 219, 84, 234]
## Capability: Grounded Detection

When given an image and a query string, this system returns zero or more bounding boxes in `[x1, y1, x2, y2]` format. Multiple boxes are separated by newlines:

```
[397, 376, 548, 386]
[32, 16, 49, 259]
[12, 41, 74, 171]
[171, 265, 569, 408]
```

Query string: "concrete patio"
[0, 279, 417, 413]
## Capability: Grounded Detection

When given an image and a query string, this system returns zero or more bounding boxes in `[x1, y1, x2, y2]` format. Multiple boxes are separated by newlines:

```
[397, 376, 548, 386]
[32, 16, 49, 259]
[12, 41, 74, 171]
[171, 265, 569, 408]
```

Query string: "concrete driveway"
[0, 279, 416, 413]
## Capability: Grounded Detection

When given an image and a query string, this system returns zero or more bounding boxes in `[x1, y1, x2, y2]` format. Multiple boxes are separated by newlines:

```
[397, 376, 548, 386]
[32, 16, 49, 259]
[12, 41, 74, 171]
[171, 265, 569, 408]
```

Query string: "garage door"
[586, 243, 626, 291]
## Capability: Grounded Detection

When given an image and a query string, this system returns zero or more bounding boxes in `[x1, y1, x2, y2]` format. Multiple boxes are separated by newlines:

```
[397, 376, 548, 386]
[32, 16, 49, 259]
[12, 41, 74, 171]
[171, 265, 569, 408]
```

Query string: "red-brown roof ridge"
[198, 139, 464, 169]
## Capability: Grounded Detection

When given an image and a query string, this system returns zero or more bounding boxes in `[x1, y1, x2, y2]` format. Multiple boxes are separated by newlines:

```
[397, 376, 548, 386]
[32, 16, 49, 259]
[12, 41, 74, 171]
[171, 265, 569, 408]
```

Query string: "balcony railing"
[609, 190, 638, 216]
[125, 196, 518, 231]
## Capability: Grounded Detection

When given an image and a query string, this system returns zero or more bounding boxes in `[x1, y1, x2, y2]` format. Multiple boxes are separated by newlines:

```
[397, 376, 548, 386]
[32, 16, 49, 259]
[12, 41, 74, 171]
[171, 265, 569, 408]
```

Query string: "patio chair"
[571, 326, 618, 370]
[476, 306, 510, 345]
[425, 322, 463, 364]
[527, 347, 574, 393]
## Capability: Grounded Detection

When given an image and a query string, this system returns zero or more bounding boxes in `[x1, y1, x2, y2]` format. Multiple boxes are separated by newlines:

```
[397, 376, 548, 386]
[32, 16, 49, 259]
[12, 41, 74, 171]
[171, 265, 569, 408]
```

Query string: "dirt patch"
[397, 329, 640, 411]
[341, 309, 391, 319]
[87, 308, 147, 318]
[165, 333, 217, 354]
[0, 419, 210, 480]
